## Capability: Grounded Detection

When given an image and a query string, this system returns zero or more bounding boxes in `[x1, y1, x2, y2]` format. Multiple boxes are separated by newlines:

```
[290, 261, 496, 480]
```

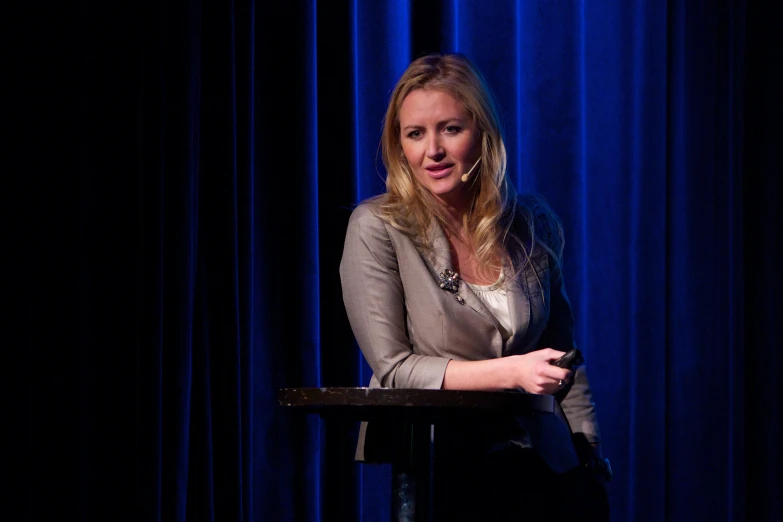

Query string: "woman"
[340, 53, 608, 520]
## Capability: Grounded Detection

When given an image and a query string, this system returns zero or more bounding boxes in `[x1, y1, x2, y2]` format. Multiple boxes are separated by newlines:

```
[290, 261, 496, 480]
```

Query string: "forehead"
[398, 89, 470, 124]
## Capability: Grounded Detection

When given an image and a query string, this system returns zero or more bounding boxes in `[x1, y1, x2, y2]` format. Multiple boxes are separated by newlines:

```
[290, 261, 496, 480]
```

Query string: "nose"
[425, 134, 445, 160]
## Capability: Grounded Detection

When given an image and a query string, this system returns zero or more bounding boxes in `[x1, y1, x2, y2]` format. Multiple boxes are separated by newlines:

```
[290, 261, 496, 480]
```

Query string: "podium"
[278, 387, 555, 522]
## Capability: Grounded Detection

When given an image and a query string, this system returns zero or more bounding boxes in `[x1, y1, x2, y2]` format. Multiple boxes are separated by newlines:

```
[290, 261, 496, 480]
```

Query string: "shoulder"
[346, 196, 391, 236]
[344, 195, 399, 248]
[342, 195, 400, 267]
[508, 193, 565, 263]
[348, 196, 384, 222]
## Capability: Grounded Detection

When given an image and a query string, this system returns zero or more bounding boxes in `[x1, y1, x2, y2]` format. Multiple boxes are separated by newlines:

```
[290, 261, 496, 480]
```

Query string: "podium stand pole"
[278, 387, 554, 522]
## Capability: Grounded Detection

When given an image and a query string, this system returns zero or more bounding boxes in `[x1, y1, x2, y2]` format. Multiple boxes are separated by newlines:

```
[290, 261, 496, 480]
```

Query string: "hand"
[508, 348, 573, 395]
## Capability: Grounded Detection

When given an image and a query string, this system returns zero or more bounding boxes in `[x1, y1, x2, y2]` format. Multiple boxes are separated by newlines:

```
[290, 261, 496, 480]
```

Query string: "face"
[398, 89, 481, 210]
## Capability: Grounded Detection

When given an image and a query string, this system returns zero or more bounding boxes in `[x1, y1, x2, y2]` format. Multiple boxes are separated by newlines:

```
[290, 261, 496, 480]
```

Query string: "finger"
[544, 379, 567, 395]
[540, 348, 566, 362]
[538, 363, 572, 382]
[551, 369, 573, 390]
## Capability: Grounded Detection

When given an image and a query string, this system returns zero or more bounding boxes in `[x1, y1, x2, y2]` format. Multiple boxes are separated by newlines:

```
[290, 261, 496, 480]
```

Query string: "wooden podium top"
[278, 387, 554, 422]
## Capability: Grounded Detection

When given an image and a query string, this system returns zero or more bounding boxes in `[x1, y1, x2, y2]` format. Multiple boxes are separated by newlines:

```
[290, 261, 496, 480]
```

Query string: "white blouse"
[465, 269, 512, 341]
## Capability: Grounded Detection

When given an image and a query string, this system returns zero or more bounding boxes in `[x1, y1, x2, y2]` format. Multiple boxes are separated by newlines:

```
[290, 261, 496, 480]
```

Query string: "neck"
[432, 186, 474, 226]
[434, 201, 473, 251]
[434, 197, 466, 232]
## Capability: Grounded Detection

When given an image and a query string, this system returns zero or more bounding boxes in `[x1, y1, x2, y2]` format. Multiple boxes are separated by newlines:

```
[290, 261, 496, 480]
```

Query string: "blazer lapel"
[415, 220, 504, 332]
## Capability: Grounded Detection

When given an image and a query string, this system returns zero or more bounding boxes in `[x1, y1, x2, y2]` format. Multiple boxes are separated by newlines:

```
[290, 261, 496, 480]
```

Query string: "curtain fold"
[78, 1, 781, 521]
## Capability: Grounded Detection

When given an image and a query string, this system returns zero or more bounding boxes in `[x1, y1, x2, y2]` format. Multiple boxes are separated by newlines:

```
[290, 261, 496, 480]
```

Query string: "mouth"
[425, 163, 454, 179]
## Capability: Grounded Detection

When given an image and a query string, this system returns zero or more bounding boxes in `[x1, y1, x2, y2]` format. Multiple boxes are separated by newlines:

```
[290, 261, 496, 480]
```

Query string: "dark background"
[48, 0, 783, 520]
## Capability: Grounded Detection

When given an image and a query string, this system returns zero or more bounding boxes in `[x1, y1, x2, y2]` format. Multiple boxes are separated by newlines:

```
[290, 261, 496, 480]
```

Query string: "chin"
[426, 181, 470, 206]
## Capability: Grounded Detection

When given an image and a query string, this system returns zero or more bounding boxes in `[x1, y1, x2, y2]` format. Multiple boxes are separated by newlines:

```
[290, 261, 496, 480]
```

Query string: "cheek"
[401, 143, 421, 167]
[455, 135, 480, 160]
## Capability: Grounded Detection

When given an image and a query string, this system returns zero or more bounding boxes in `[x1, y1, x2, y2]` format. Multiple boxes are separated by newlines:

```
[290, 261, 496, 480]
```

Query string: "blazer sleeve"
[339, 204, 450, 389]
[547, 257, 603, 444]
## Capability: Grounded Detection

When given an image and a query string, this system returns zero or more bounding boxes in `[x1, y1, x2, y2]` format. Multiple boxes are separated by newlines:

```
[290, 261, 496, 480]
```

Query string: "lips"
[425, 163, 454, 179]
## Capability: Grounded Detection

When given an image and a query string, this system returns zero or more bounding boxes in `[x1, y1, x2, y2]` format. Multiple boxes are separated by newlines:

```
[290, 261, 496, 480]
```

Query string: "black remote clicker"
[550, 348, 584, 369]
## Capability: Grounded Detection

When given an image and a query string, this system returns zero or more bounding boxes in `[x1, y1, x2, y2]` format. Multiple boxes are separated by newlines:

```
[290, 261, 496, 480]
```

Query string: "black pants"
[432, 447, 609, 522]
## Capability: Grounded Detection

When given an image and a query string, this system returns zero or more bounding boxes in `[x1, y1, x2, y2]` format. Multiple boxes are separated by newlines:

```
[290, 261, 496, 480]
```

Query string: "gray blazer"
[339, 198, 601, 473]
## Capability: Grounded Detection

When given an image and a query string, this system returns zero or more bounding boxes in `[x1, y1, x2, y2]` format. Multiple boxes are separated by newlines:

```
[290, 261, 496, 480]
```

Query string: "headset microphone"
[461, 156, 482, 183]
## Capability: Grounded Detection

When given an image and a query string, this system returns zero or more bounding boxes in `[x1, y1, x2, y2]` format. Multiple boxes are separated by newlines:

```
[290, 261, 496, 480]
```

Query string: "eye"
[444, 125, 462, 134]
[406, 129, 422, 139]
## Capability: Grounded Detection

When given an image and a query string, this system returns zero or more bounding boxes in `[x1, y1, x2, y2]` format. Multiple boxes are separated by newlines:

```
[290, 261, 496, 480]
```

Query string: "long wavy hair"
[375, 53, 563, 278]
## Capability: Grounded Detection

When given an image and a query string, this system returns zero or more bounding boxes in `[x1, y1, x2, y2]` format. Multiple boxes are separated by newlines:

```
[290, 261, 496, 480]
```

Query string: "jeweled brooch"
[438, 269, 465, 305]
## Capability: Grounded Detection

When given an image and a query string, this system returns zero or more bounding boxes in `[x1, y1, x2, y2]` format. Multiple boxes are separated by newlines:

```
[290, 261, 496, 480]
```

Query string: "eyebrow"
[401, 119, 465, 132]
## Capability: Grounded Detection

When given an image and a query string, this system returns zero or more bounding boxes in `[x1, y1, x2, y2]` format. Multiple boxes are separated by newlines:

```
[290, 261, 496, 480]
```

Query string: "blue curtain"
[77, 1, 781, 521]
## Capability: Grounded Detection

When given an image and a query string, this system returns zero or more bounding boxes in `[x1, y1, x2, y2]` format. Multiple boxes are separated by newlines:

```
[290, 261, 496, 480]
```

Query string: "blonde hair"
[376, 53, 562, 278]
